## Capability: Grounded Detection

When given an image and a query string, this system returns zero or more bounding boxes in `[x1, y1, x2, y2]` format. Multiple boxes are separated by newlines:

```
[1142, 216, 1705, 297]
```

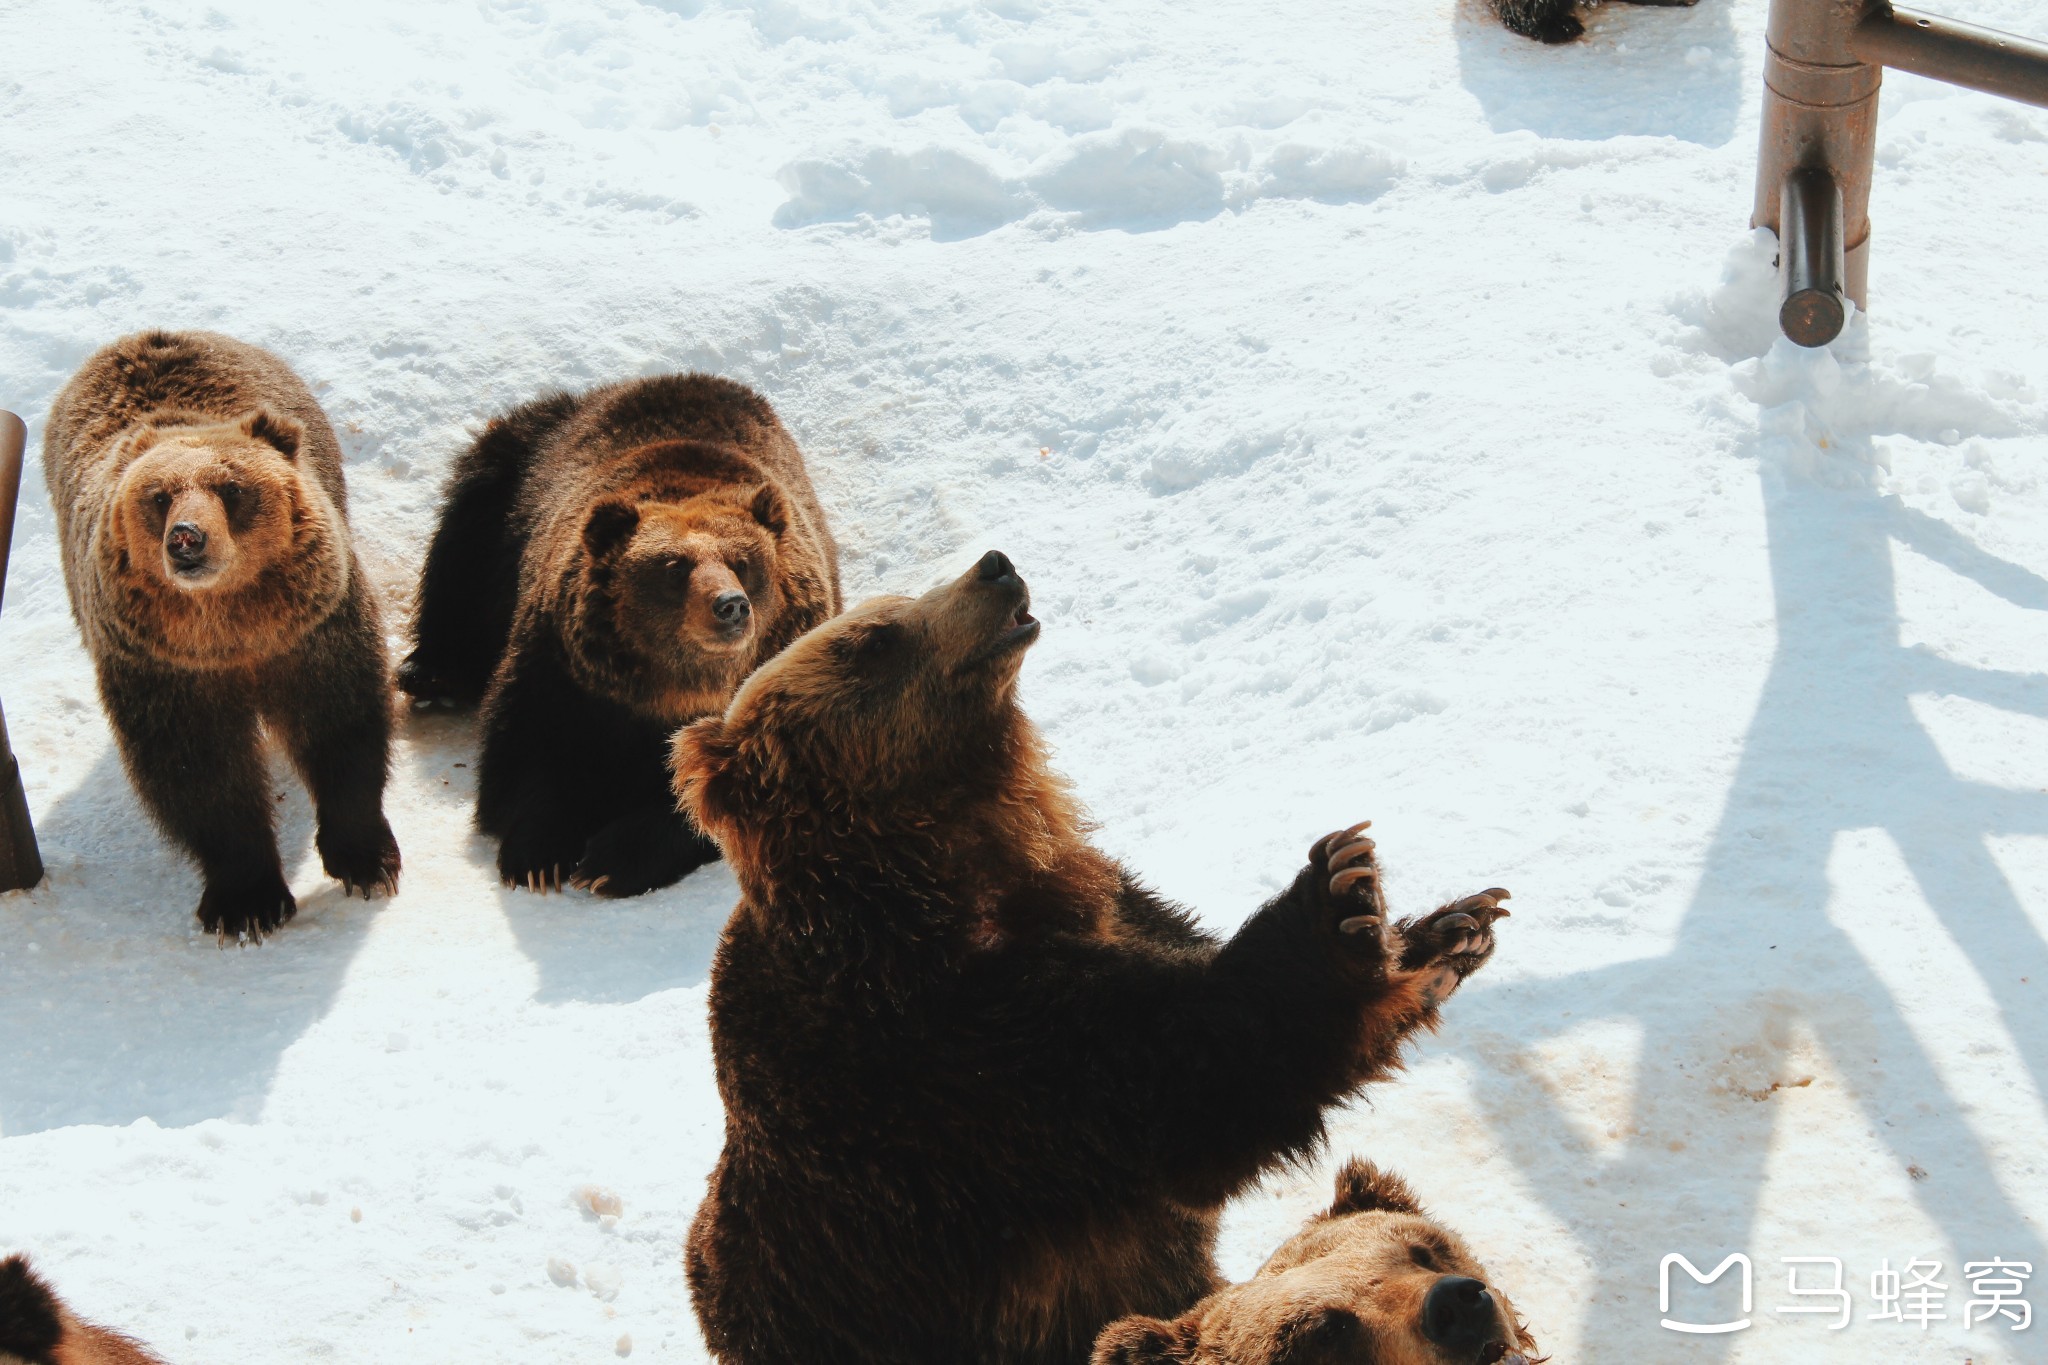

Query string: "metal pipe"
[1752, 0, 1883, 313]
[0, 409, 45, 892]
[1856, 6, 2048, 109]
[1780, 168, 1848, 346]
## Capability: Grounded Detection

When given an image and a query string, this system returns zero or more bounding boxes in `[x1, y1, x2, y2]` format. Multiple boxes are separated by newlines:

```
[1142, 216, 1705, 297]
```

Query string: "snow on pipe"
[0, 409, 44, 893]
[1754, 0, 2048, 348]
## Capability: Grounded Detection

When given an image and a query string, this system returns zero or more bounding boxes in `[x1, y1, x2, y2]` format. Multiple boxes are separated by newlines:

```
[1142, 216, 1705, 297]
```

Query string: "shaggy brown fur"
[0, 1256, 167, 1365]
[400, 375, 839, 896]
[1093, 1161, 1542, 1365]
[44, 330, 397, 938]
[672, 551, 1513, 1365]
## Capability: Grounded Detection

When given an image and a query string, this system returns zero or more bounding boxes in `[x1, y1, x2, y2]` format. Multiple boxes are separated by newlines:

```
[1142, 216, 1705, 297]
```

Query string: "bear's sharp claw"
[1436, 912, 1479, 936]
[1338, 915, 1380, 936]
[1316, 819, 1372, 858]
[1328, 839, 1376, 872]
[1331, 865, 1379, 894]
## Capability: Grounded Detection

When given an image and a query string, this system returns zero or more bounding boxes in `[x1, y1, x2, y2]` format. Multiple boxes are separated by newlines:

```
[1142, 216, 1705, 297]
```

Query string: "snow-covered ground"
[4, 0, 2047, 1359]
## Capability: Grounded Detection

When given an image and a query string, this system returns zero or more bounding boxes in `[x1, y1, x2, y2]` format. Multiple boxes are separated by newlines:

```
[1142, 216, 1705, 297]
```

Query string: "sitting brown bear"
[400, 375, 839, 895]
[44, 330, 399, 937]
[1093, 1161, 1542, 1365]
[0, 1255, 168, 1364]
[671, 551, 1513, 1364]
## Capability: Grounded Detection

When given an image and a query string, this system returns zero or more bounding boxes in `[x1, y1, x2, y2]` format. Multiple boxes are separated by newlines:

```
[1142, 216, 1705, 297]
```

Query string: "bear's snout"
[975, 549, 1018, 584]
[166, 521, 209, 570]
[713, 589, 751, 633]
[1422, 1275, 1512, 1360]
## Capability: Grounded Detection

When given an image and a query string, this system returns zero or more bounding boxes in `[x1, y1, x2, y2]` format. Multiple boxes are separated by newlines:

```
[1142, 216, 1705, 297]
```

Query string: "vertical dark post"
[1753, 0, 1882, 344]
[1779, 167, 1848, 346]
[0, 409, 45, 893]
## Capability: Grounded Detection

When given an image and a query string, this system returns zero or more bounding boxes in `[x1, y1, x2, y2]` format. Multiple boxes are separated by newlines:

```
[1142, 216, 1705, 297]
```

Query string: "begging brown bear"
[1093, 1160, 1542, 1365]
[400, 375, 839, 895]
[0, 1255, 168, 1365]
[672, 551, 1513, 1365]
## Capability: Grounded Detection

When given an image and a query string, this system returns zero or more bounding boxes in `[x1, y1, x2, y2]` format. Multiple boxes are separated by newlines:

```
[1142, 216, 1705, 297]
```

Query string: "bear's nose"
[166, 522, 209, 567]
[975, 550, 1017, 583]
[713, 590, 751, 628]
[1421, 1276, 1502, 1356]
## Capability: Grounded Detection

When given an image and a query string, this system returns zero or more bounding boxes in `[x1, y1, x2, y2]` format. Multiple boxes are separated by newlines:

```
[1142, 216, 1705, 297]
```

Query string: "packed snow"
[3, 0, 2047, 1359]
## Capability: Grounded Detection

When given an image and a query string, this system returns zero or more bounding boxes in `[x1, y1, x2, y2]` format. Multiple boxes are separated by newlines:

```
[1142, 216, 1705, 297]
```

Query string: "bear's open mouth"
[996, 600, 1039, 650]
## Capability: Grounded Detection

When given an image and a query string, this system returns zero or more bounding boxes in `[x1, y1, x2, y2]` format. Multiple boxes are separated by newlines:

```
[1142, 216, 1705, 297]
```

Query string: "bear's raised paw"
[1394, 889, 1510, 1006]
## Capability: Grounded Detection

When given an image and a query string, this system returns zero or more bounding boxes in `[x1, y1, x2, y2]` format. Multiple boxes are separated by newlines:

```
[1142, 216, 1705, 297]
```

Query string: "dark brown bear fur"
[1488, 0, 1697, 46]
[44, 330, 398, 938]
[0, 1256, 168, 1365]
[671, 551, 1514, 1365]
[400, 374, 839, 896]
[1093, 1161, 1542, 1365]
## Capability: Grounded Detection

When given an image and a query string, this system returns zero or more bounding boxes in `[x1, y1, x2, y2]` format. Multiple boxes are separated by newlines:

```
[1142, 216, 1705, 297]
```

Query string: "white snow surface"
[3, 0, 2048, 1360]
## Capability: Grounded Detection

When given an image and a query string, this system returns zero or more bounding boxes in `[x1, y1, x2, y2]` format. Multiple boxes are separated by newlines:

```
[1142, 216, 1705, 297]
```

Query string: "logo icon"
[1661, 1253, 1754, 1334]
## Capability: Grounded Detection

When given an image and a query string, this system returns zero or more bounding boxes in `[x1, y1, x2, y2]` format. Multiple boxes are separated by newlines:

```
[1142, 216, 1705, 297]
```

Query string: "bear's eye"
[217, 482, 242, 507]
[150, 490, 171, 513]
[1409, 1243, 1438, 1270]
[663, 558, 693, 596]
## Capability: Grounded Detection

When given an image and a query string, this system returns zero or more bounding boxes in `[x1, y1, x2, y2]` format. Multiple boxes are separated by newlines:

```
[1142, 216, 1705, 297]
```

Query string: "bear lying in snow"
[671, 550, 1514, 1365]
[399, 374, 839, 896]
[44, 330, 398, 937]
[1093, 1160, 1541, 1365]
[0, 1255, 167, 1365]
[1489, 0, 1696, 45]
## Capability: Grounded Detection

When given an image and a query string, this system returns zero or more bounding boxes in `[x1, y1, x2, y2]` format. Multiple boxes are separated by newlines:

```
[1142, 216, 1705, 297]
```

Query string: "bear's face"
[1093, 1162, 1540, 1365]
[110, 409, 307, 595]
[578, 486, 788, 707]
[674, 550, 1042, 871]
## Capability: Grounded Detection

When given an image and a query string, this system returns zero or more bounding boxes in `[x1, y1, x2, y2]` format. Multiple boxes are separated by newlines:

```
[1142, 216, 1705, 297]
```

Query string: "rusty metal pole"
[0, 409, 45, 893]
[1855, 6, 2048, 108]
[1753, 0, 1882, 348]
[1755, 1, 2048, 347]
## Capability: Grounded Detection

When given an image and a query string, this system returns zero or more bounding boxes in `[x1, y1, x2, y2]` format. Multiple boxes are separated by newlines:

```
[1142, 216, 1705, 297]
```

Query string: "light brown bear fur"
[43, 329, 397, 937]
[0, 1255, 168, 1365]
[1093, 1161, 1542, 1365]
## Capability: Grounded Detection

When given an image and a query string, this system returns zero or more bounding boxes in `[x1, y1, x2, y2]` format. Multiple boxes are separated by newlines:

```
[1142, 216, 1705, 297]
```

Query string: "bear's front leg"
[570, 805, 720, 898]
[274, 598, 402, 898]
[100, 663, 295, 939]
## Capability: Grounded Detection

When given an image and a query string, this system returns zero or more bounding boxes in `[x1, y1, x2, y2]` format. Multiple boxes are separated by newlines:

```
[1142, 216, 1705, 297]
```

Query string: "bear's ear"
[0, 1254, 67, 1360]
[583, 499, 641, 559]
[748, 484, 788, 538]
[1091, 1315, 1195, 1365]
[239, 407, 302, 460]
[670, 714, 737, 832]
[1325, 1158, 1423, 1219]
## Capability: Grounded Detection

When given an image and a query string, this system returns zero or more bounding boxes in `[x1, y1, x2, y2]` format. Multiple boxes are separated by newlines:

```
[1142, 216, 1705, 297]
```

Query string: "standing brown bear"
[1093, 1160, 1542, 1365]
[45, 330, 399, 938]
[399, 375, 838, 895]
[672, 551, 1514, 1365]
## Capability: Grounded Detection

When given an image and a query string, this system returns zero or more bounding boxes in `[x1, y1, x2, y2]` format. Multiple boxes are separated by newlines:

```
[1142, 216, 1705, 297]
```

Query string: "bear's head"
[564, 477, 797, 721]
[101, 409, 347, 667]
[674, 551, 1093, 948]
[110, 409, 315, 595]
[1092, 1161, 1542, 1365]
